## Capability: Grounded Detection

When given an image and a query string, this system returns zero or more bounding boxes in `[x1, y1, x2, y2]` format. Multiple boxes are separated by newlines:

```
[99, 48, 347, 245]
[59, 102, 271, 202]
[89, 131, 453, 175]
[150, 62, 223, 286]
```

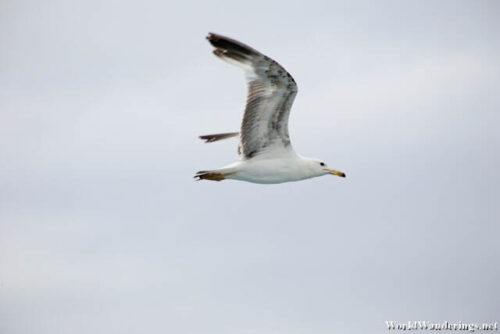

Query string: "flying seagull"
[195, 33, 345, 184]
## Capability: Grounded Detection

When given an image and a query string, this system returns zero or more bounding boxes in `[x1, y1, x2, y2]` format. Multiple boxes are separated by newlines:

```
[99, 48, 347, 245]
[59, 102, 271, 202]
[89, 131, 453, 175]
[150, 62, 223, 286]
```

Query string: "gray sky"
[1, 0, 499, 333]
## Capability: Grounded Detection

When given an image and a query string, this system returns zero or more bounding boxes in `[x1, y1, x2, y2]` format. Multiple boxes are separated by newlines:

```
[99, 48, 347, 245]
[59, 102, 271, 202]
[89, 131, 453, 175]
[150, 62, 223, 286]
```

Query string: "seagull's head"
[305, 158, 346, 179]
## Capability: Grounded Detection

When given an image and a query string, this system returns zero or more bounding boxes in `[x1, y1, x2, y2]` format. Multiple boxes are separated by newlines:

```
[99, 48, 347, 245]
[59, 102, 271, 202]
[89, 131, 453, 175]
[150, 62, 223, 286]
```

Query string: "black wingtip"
[199, 135, 216, 143]
[199, 132, 239, 143]
[205, 32, 257, 57]
[206, 32, 221, 46]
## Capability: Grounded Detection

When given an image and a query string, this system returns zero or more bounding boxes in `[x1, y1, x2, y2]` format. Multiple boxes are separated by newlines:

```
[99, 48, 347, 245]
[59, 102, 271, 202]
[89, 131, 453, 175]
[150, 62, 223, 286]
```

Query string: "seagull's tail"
[194, 170, 232, 182]
[199, 132, 239, 143]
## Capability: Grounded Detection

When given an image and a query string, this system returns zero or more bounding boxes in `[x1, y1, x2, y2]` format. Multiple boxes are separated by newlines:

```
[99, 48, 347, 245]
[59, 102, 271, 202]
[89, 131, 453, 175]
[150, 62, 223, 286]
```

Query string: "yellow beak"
[324, 169, 346, 178]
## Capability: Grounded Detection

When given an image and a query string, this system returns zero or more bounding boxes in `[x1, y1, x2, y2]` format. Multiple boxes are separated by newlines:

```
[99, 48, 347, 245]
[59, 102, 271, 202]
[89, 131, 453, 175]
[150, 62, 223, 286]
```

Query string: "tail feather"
[194, 170, 231, 181]
[199, 132, 239, 143]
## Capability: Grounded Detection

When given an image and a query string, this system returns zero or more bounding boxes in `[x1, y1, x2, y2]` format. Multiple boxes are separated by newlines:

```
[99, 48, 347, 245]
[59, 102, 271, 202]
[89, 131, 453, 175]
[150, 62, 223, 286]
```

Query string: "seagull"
[195, 33, 346, 184]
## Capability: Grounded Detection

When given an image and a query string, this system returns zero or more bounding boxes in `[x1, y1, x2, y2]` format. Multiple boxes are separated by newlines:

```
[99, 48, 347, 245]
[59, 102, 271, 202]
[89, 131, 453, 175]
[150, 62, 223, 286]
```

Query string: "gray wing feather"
[207, 33, 298, 159]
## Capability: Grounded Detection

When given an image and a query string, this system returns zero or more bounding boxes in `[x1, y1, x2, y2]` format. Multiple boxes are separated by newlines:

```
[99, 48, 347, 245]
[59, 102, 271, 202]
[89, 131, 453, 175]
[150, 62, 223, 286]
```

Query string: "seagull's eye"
[320, 162, 325, 166]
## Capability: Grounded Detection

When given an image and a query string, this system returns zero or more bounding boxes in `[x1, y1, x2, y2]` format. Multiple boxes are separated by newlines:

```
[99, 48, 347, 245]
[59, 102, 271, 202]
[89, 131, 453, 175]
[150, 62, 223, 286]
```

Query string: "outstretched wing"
[207, 33, 298, 159]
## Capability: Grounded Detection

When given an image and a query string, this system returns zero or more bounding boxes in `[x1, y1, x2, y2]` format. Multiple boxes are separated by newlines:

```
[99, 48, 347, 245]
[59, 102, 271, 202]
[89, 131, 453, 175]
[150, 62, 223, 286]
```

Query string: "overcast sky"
[1, 0, 499, 333]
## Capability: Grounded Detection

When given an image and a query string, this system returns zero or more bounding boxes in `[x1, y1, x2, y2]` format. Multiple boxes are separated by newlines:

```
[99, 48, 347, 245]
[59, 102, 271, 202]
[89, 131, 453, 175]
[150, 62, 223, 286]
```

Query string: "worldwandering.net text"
[386, 321, 498, 332]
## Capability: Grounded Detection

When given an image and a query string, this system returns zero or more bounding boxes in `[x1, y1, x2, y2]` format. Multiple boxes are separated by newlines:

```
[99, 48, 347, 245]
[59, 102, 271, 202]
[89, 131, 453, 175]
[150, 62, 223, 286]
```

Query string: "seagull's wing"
[207, 33, 298, 159]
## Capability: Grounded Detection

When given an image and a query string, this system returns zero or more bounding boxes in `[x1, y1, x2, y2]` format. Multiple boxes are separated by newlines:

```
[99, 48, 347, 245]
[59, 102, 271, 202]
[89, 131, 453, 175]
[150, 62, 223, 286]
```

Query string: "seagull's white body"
[216, 153, 322, 184]
[196, 33, 345, 184]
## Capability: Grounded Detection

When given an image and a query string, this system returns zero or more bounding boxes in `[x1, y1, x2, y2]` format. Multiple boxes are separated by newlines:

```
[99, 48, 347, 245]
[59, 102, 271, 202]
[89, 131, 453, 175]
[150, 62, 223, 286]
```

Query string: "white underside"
[217, 154, 323, 184]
